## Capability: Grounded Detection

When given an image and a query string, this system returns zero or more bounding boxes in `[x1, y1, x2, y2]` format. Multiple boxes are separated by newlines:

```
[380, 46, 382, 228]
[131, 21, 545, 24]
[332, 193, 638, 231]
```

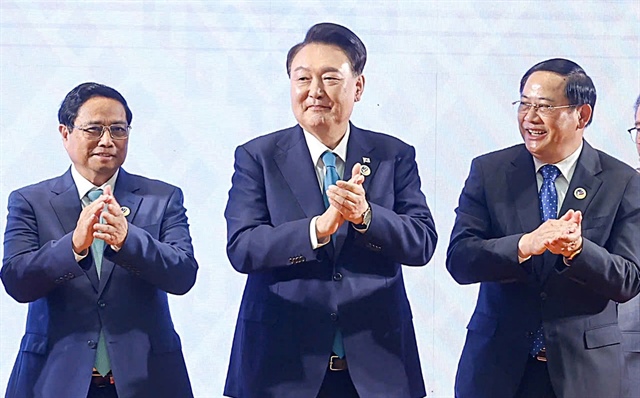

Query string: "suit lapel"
[507, 148, 540, 237]
[50, 170, 82, 235]
[333, 125, 377, 259]
[558, 142, 602, 217]
[274, 126, 326, 219]
[97, 169, 142, 296]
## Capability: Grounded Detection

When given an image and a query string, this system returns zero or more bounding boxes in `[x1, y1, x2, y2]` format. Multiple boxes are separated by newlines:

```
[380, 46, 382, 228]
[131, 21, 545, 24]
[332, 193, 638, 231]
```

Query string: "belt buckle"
[535, 348, 547, 362]
[329, 355, 347, 371]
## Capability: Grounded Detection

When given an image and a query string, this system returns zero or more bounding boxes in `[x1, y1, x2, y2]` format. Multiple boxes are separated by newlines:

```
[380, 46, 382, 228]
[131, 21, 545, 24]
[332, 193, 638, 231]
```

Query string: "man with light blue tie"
[2, 82, 198, 398]
[223, 23, 437, 398]
[447, 59, 640, 398]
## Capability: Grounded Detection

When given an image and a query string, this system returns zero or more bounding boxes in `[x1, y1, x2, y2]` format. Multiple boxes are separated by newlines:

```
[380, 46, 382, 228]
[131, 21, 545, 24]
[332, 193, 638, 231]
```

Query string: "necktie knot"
[540, 164, 560, 182]
[87, 188, 103, 202]
[322, 151, 337, 168]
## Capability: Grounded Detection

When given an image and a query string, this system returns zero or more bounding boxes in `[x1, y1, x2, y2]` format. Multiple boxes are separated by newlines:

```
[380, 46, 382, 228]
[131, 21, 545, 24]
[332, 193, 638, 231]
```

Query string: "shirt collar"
[70, 166, 119, 201]
[303, 124, 350, 166]
[533, 141, 583, 180]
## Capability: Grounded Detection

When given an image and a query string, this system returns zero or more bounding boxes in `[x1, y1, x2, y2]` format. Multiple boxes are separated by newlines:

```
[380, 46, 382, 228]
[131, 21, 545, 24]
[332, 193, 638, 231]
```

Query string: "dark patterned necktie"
[530, 164, 560, 356]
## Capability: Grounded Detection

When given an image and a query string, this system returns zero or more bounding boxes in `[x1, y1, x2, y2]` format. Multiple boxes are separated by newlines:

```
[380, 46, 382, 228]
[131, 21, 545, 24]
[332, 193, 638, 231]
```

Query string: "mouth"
[92, 153, 115, 158]
[526, 129, 547, 137]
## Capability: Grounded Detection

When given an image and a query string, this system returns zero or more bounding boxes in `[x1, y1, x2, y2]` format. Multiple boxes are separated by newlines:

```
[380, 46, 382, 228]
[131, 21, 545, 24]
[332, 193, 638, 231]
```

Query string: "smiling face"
[518, 71, 589, 164]
[289, 42, 364, 147]
[60, 96, 128, 186]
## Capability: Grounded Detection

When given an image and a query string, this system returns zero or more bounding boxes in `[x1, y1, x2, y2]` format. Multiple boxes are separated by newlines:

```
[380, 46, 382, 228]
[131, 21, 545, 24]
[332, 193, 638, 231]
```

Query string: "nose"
[308, 77, 324, 98]
[98, 127, 115, 146]
[523, 105, 540, 122]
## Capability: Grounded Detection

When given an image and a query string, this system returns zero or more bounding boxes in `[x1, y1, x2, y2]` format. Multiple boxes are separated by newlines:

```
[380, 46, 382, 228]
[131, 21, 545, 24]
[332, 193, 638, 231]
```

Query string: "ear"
[59, 124, 69, 140]
[354, 74, 365, 102]
[576, 104, 592, 129]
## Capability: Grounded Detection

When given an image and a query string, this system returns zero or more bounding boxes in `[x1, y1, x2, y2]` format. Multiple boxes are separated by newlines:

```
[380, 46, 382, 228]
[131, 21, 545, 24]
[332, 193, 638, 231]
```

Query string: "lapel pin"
[121, 206, 131, 217]
[573, 187, 587, 200]
[362, 157, 371, 164]
[360, 165, 371, 176]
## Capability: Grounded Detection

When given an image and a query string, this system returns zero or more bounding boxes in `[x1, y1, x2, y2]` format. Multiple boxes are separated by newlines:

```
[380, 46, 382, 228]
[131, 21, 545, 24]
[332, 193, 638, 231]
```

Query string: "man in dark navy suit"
[2, 83, 198, 398]
[447, 59, 640, 398]
[619, 94, 640, 398]
[223, 23, 437, 398]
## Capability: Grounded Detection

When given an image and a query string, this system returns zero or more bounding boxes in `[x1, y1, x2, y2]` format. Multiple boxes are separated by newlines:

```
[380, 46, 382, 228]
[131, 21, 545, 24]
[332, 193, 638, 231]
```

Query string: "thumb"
[350, 163, 364, 185]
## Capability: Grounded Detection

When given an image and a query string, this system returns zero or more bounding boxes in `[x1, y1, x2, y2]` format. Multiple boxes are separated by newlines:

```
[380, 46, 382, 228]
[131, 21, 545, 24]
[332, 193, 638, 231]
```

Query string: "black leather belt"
[329, 355, 348, 371]
[91, 369, 115, 387]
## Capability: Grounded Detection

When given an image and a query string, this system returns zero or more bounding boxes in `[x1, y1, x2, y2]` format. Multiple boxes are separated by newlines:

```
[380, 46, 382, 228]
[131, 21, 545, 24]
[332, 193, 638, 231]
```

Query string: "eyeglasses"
[73, 124, 131, 140]
[512, 101, 577, 116]
[628, 126, 639, 143]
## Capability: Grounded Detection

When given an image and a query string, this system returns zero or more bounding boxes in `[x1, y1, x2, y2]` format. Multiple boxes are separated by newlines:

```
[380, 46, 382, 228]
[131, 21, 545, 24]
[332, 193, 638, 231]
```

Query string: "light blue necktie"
[87, 189, 111, 376]
[321, 151, 345, 358]
[530, 165, 560, 356]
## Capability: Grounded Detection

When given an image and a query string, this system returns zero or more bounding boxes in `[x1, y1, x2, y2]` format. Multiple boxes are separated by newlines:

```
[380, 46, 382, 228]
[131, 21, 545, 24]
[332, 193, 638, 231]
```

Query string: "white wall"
[1, 1, 638, 396]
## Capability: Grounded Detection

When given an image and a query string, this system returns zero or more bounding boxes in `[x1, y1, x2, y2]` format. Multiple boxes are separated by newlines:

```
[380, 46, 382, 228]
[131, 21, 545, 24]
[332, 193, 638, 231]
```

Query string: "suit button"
[333, 272, 343, 281]
[87, 340, 97, 349]
[97, 300, 106, 308]
[330, 313, 338, 322]
[540, 292, 547, 300]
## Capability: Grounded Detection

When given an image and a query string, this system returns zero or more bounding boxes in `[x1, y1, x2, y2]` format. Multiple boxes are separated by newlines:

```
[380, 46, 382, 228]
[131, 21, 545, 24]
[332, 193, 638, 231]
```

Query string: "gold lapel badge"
[121, 206, 131, 217]
[360, 165, 371, 176]
[573, 187, 587, 200]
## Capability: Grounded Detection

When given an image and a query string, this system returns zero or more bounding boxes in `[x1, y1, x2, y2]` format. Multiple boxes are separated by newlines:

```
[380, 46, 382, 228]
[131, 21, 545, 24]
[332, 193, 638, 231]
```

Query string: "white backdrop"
[1, 1, 638, 397]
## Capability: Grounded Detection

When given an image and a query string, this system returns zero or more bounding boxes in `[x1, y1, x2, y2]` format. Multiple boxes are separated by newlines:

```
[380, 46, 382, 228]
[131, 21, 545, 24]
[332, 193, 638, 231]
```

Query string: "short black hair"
[634, 94, 640, 116]
[520, 58, 596, 127]
[286, 22, 367, 77]
[58, 82, 133, 128]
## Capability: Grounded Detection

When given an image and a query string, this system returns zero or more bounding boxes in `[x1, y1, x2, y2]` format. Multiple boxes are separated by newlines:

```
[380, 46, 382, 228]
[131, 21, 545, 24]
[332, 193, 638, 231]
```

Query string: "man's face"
[635, 105, 640, 157]
[60, 96, 128, 186]
[289, 43, 364, 139]
[518, 71, 586, 164]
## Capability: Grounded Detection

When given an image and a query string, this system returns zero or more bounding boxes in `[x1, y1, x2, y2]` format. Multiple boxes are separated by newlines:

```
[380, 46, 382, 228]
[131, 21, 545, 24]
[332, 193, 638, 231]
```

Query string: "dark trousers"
[514, 356, 557, 398]
[316, 368, 359, 398]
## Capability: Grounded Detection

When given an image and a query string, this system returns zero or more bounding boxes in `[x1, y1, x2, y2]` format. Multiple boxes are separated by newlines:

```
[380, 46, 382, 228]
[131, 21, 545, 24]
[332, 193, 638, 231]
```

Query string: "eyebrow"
[292, 66, 343, 74]
[521, 94, 557, 103]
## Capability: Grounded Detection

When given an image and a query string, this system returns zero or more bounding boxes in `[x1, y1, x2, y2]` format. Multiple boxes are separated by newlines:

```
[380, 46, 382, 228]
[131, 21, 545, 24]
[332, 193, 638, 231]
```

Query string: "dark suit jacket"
[223, 124, 437, 398]
[2, 168, 198, 398]
[446, 141, 640, 398]
[620, 295, 640, 398]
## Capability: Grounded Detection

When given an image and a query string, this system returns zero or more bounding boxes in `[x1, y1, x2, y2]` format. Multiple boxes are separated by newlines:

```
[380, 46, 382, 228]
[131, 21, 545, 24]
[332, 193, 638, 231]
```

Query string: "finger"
[351, 163, 361, 180]
[559, 209, 574, 221]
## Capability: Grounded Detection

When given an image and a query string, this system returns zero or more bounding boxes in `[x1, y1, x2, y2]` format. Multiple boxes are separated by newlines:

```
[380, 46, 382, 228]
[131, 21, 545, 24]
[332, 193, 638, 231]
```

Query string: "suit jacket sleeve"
[225, 145, 320, 274]
[106, 186, 198, 295]
[555, 172, 640, 303]
[2, 190, 87, 303]
[447, 157, 530, 284]
[353, 144, 437, 266]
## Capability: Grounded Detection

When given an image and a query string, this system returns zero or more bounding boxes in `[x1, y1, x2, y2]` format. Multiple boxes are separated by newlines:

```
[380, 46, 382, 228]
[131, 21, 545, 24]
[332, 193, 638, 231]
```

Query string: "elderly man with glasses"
[2, 82, 198, 398]
[447, 59, 640, 398]
[619, 94, 640, 398]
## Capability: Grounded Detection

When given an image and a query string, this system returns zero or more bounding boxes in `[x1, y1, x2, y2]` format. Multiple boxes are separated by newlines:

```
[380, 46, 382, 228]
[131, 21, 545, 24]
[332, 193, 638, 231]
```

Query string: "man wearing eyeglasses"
[619, 94, 640, 398]
[1, 82, 198, 398]
[447, 59, 640, 398]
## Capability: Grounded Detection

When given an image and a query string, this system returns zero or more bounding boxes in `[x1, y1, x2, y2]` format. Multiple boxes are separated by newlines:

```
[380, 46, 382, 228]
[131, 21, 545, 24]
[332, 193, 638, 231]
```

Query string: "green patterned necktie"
[86, 188, 111, 376]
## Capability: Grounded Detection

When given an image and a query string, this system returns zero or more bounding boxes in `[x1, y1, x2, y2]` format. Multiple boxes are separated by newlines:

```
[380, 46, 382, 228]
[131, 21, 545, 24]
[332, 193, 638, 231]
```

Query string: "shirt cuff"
[73, 248, 89, 262]
[310, 216, 330, 249]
